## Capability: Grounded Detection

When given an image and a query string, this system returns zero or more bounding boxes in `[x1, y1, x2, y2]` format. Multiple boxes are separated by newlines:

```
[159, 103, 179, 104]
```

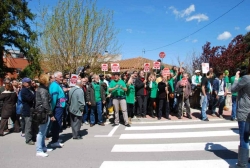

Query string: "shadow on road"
[205, 142, 237, 166]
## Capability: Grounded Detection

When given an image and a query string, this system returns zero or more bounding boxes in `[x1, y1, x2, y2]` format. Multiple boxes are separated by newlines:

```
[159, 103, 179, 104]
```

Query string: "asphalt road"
[0, 118, 247, 168]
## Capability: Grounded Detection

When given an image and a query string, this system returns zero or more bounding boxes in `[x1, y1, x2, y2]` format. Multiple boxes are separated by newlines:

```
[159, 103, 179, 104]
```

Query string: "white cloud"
[217, 31, 232, 40]
[192, 39, 198, 43]
[235, 27, 240, 30]
[169, 4, 195, 18]
[246, 25, 250, 31]
[126, 29, 133, 33]
[186, 14, 209, 22]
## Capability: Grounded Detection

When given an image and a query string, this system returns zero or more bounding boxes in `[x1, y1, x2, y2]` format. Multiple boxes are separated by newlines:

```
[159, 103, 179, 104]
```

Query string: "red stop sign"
[159, 52, 166, 58]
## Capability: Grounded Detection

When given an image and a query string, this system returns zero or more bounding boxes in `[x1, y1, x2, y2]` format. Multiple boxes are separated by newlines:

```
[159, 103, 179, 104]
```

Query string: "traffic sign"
[159, 52, 166, 59]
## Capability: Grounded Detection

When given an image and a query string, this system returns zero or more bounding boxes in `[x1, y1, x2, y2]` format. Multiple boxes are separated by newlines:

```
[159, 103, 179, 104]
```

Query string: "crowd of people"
[0, 62, 249, 161]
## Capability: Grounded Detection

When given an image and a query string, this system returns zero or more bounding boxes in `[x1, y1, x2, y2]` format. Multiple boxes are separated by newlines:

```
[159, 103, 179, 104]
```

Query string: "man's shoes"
[43, 147, 53, 152]
[188, 115, 192, 119]
[177, 116, 182, 119]
[219, 115, 223, 119]
[73, 136, 83, 140]
[4, 129, 10, 133]
[26, 141, 35, 145]
[166, 117, 171, 120]
[203, 118, 209, 121]
[231, 118, 236, 121]
[36, 152, 49, 157]
[125, 124, 131, 127]
[99, 123, 105, 126]
[151, 115, 155, 118]
[50, 141, 64, 148]
[112, 123, 119, 127]
[0, 134, 4, 136]
[211, 113, 216, 117]
[158, 117, 161, 120]
[90, 124, 94, 127]
[84, 121, 89, 125]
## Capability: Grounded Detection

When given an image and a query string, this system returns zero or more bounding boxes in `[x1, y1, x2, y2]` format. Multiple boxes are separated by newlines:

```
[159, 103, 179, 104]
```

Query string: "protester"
[126, 74, 136, 124]
[230, 70, 250, 168]
[230, 73, 240, 121]
[20, 77, 36, 145]
[200, 73, 210, 121]
[35, 74, 55, 157]
[175, 73, 192, 119]
[49, 71, 66, 148]
[135, 70, 148, 118]
[81, 77, 89, 125]
[86, 74, 106, 127]
[68, 80, 85, 140]
[109, 72, 130, 127]
[148, 74, 157, 118]
[211, 72, 227, 118]
[0, 83, 18, 136]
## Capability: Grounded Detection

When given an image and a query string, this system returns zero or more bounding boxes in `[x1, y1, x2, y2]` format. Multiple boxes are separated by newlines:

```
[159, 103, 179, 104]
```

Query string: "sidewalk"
[130, 107, 233, 123]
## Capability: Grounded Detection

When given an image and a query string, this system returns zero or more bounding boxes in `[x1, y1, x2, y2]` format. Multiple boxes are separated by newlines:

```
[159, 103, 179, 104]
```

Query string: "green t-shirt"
[225, 76, 230, 83]
[150, 81, 158, 98]
[168, 78, 174, 92]
[92, 82, 101, 102]
[109, 79, 126, 97]
[126, 84, 135, 104]
[230, 76, 241, 96]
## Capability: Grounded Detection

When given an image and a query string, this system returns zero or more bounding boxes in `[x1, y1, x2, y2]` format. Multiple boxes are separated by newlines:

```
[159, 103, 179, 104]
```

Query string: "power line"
[145, 0, 245, 52]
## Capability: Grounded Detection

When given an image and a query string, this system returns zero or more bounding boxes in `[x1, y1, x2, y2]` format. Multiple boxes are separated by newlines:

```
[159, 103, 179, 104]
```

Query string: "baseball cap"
[22, 77, 31, 83]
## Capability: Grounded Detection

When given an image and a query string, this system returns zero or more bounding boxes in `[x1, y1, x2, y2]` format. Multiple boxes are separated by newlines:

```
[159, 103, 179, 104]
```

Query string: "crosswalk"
[99, 120, 250, 168]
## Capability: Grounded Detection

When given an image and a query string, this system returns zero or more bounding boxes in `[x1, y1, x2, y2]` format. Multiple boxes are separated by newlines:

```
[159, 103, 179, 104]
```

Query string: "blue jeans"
[82, 104, 89, 123]
[238, 121, 250, 149]
[90, 101, 103, 124]
[231, 95, 237, 119]
[36, 117, 50, 152]
[201, 95, 208, 120]
[51, 107, 64, 143]
[212, 95, 225, 115]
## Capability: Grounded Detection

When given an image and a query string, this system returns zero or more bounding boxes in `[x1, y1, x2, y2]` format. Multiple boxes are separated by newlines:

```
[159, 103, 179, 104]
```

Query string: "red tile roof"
[114, 57, 172, 70]
[3, 57, 29, 70]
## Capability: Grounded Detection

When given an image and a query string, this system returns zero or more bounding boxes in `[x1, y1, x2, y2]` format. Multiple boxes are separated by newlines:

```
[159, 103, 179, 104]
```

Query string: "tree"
[193, 33, 250, 75]
[0, 0, 41, 78]
[39, 0, 120, 73]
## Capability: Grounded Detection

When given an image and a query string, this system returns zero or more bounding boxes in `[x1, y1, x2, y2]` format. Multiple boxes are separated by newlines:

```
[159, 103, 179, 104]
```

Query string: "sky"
[28, 0, 250, 66]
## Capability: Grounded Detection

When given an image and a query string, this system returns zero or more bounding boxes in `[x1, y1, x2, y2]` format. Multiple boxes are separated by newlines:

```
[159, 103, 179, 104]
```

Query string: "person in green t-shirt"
[86, 74, 106, 127]
[148, 74, 157, 118]
[230, 75, 241, 121]
[126, 74, 136, 124]
[108, 72, 131, 127]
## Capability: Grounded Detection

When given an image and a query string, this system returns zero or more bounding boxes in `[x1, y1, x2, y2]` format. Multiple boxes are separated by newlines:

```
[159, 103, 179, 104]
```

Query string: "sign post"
[70, 74, 78, 87]
[202, 63, 209, 74]
[111, 63, 120, 72]
[101, 64, 108, 75]
[153, 62, 161, 70]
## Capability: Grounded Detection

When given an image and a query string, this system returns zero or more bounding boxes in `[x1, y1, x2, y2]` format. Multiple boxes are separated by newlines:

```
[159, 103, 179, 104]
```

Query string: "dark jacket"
[158, 81, 173, 99]
[21, 87, 35, 117]
[35, 85, 53, 118]
[212, 78, 226, 96]
[135, 77, 149, 96]
[0, 91, 17, 118]
[86, 82, 105, 106]
[175, 80, 192, 99]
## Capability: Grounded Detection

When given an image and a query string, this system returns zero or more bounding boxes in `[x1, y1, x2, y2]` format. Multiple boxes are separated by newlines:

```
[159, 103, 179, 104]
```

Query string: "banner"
[111, 63, 120, 72]
[144, 63, 150, 72]
[202, 63, 209, 73]
[153, 62, 161, 69]
[70, 74, 78, 86]
[101, 64, 108, 71]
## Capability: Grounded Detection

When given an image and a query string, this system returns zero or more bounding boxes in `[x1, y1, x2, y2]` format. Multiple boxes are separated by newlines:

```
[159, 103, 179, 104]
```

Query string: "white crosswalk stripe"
[99, 121, 247, 168]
